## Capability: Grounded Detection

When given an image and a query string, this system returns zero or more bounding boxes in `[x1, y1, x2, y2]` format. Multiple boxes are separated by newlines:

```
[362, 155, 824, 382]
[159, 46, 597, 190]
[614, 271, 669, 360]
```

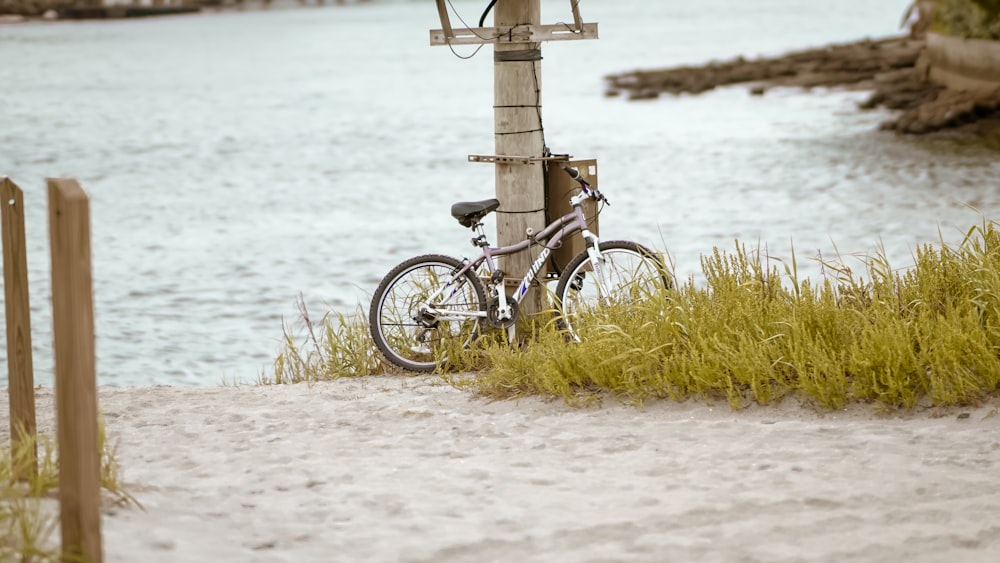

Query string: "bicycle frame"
[421, 192, 607, 323]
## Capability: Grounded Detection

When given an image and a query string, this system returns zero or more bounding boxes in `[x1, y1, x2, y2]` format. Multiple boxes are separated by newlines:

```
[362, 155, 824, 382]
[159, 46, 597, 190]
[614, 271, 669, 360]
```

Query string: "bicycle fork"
[582, 232, 614, 304]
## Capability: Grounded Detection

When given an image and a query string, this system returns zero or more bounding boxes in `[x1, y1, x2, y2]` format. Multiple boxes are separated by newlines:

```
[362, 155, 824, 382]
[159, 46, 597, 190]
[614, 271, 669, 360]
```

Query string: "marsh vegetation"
[271, 221, 1000, 411]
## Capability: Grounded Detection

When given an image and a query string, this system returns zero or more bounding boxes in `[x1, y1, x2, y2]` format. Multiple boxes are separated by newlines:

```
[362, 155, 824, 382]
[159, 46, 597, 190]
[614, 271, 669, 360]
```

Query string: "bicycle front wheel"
[369, 254, 487, 372]
[554, 240, 668, 340]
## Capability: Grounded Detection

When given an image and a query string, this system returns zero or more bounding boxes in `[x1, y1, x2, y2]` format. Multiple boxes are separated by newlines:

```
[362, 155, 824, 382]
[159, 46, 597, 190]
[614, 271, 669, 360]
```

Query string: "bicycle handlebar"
[561, 166, 589, 187]
[562, 166, 609, 205]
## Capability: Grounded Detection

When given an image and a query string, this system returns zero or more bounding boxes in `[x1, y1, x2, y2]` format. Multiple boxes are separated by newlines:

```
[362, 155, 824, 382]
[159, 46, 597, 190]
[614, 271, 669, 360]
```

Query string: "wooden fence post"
[47, 177, 103, 563]
[1, 176, 37, 477]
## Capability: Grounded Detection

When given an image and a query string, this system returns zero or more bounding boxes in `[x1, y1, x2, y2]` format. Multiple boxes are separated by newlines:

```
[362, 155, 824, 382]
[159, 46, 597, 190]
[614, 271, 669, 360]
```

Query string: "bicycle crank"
[486, 297, 519, 329]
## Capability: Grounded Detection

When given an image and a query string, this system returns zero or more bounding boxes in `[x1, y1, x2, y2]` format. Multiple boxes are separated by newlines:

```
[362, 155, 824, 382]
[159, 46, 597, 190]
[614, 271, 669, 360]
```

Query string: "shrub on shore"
[936, 0, 1000, 39]
[271, 221, 1000, 411]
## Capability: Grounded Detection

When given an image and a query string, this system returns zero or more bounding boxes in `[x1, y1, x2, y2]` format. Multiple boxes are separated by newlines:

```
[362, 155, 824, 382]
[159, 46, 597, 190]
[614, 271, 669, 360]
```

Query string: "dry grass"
[1, 424, 138, 561]
[269, 221, 1000, 411]
[461, 222, 1000, 409]
[263, 295, 396, 385]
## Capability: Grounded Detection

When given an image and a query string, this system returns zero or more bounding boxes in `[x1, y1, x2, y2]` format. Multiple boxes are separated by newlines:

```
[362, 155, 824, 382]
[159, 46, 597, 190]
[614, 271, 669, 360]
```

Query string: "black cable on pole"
[479, 0, 499, 28]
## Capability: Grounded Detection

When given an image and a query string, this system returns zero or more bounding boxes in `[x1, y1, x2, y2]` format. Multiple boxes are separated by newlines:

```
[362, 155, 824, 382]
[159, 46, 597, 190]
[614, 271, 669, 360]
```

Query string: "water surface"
[3, 0, 998, 386]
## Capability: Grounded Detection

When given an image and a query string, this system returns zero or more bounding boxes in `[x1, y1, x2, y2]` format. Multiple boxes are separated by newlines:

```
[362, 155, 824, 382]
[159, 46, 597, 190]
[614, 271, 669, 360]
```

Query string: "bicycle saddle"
[451, 198, 500, 228]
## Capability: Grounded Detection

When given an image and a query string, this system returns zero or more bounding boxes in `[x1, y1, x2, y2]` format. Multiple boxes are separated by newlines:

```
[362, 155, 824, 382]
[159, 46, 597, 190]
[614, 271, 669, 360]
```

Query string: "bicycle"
[369, 165, 667, 372]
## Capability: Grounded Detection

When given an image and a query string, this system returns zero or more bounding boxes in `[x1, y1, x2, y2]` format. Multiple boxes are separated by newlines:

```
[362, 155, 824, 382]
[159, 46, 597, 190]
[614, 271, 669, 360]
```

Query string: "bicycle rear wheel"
[369, 254, 487, 372]
[554, 240, 668, 340]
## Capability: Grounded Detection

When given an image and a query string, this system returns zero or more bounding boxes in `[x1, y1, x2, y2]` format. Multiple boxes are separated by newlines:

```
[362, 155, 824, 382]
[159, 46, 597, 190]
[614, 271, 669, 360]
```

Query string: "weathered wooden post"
[47, 177, 103, 563]
[1, 177, 38, 477]
[430, 0, 598, 315]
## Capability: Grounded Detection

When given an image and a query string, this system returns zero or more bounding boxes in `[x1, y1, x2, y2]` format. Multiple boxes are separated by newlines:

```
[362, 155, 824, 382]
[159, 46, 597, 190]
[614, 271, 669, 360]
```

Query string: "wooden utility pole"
[430, 0, 598, 315]
[493, 0, 545, 314]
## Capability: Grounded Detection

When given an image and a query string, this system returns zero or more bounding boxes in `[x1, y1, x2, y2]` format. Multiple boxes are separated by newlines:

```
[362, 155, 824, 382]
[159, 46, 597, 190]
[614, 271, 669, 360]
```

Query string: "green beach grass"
[270, 221, 1000, 411]
[1, 425, 137, 561]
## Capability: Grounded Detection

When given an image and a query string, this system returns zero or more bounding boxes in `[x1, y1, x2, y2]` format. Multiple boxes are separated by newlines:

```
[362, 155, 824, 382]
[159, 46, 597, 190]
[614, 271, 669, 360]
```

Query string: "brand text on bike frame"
[423, 191, 608, 323]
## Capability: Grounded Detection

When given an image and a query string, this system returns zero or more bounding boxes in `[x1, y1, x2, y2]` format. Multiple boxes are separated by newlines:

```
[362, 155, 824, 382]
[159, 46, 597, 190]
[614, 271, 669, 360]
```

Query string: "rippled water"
[2, 0, 998, 386]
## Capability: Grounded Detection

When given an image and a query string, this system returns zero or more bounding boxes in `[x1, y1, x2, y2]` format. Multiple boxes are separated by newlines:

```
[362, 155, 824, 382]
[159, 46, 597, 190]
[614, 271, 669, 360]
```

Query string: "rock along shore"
[0, 0, 59, 17]
[604, 35, 1000, 136]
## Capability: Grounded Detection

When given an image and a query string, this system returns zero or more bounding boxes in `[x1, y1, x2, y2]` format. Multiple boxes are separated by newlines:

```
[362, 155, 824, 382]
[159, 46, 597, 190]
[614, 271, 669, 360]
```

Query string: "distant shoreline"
[0, 0, 362, 22]
[604, 35, 1000, 137]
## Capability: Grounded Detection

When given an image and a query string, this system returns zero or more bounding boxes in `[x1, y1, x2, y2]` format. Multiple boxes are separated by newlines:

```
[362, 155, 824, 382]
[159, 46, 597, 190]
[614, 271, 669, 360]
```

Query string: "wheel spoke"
[370, 256, 485, 372]
[557, 242, 666, 340]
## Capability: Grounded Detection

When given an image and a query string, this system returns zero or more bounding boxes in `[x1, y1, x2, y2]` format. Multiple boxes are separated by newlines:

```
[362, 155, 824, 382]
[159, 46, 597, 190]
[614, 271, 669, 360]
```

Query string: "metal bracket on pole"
[430, 0, 597, 46]
[468, 154, 572, 165]
[431, 23, 597, 46]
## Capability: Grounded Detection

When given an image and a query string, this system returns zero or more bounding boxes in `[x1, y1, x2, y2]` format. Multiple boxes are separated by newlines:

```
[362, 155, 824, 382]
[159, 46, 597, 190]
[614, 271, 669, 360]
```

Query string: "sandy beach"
[8, 377, 999, 562]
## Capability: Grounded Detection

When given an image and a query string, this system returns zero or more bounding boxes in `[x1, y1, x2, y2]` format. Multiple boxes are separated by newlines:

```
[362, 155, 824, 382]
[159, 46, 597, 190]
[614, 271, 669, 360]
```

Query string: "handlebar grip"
[561, 166, 581, 180]
[562, 166, 590, 188]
